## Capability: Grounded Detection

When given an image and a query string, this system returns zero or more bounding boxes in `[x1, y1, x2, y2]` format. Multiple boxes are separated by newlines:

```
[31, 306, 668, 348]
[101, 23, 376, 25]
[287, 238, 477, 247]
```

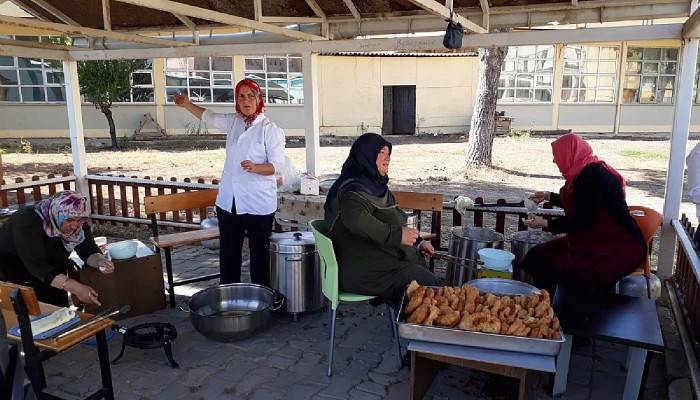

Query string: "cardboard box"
[80, 240, 165, 320]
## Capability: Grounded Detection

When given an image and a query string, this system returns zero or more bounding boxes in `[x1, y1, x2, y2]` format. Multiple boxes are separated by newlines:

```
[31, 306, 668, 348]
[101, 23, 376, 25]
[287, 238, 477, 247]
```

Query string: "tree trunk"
[465, 46, 507, 167]
[101, 107, 118, 149]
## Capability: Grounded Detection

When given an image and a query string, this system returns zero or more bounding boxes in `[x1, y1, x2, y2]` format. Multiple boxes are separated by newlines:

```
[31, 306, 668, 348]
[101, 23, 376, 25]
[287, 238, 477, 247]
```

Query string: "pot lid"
[270, 231, 316, 246]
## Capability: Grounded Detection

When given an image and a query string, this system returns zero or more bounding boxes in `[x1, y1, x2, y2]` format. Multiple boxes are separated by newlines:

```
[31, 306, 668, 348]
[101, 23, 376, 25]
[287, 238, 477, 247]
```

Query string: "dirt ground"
[2, 135, 698, 218]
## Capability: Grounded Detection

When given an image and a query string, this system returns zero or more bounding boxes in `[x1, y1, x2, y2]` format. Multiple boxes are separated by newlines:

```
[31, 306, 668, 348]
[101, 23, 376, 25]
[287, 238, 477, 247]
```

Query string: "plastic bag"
[443, 20, 464, 49]
[454, 196, 474, 215]
[276, 156, 301, 193]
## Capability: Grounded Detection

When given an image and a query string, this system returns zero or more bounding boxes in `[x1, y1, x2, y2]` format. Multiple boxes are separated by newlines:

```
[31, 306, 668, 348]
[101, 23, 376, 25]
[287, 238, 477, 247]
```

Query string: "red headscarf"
[235, 78, 264, 125]
[551, 133, 626, 192]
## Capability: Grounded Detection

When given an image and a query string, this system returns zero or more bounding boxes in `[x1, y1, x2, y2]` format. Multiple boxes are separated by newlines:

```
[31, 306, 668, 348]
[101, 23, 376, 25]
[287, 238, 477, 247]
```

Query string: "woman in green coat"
[324, 133, 438, 306]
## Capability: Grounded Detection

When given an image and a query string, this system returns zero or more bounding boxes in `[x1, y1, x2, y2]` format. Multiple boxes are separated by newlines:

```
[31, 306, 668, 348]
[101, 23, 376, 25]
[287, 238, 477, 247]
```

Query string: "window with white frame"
[164, 56, 234, 103]
[0, 37, 65, 102]
[244, 55, 303, 104]
[623, 47, 678, 104]
[117, 59, 154, 103]
[498, 45, 555, 103]
[561, 45, 619, 103]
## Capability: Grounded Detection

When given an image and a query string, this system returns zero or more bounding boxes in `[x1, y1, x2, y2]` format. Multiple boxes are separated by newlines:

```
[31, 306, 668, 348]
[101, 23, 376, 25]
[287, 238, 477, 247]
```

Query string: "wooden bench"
[144, 189, 219, 307]
[394, 191, 444, 270]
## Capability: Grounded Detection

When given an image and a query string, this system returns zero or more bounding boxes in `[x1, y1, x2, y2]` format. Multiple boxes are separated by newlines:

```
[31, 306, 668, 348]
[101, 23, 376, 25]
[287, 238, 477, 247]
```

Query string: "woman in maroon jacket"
[521, 134, 646, 292]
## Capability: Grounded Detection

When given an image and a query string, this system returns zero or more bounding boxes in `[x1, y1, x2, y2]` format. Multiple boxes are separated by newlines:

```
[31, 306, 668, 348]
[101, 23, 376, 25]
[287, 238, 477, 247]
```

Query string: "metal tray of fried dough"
[396, 280, 564, 356]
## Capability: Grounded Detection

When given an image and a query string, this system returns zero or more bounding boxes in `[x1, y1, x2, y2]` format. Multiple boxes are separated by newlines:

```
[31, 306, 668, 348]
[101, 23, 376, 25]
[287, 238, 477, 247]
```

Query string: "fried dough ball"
[403, 286, 426, 314]
[407, 303, 430, 324]
[424, 305, 440, 326]
[425, 287, 435, 300]
[460, 312, 501, 334]
[535, 300, 549, 318]
[406, 280, 420, 298]
[436, 310, 461, 327]
[435, 296, 449, 308]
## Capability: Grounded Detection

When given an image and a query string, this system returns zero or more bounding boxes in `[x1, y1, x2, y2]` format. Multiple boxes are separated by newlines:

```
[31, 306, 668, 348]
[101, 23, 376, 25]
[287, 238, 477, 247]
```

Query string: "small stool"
[111, 322, 179, 368]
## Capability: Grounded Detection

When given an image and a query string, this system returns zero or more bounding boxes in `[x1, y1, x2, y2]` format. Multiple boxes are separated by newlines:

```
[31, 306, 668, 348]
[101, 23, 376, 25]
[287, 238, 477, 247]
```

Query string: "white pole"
[657, 37, 699, 278]
[152, 58, 167, 132]
[303, 52, 320, 176]
[63, 60, 90, 213]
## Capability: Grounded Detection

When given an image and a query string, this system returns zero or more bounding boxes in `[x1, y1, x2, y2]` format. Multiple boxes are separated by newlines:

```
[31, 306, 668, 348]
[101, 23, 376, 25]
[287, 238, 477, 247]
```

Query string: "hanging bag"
[443, 11, 464, 49]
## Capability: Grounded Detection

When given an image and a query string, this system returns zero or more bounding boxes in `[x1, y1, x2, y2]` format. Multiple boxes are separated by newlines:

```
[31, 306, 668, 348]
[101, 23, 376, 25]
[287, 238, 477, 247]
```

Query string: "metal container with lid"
[510, 230, 555, 282]
[268, 231, 322, 318]
[445, 226, 505, 286]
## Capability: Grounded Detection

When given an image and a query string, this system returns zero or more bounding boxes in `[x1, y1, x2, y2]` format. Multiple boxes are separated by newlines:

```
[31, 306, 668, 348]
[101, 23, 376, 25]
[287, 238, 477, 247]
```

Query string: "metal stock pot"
[185, 283, 284, 342]
[268, 231, 322, 318]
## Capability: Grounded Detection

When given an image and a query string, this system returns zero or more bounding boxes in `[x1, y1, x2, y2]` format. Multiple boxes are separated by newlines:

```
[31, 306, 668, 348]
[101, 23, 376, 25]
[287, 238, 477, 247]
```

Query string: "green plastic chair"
[309, 220, 400, 376]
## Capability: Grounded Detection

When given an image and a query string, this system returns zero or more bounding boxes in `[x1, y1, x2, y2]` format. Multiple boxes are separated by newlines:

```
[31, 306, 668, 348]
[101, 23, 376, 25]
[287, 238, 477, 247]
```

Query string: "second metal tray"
[397, 281, 563, 356]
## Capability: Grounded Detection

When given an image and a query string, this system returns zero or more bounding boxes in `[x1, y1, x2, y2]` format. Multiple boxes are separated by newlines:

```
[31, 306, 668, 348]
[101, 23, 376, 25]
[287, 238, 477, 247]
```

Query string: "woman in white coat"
[176, 79, 285, 286]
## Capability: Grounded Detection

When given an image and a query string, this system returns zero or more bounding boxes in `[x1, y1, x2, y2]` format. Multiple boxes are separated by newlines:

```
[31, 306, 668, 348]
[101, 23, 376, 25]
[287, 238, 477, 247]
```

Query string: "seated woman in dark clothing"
[521, 133, 646, 292]
[323, 133, 439, 305]
[0, 191, 113, 306]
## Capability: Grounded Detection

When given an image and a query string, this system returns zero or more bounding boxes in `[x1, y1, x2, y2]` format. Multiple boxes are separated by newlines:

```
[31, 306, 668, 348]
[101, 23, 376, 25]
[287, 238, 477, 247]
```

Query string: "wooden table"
[552, 286, 665, 400]
[2, 302, 115, 399]
[408, 340, 556, 400]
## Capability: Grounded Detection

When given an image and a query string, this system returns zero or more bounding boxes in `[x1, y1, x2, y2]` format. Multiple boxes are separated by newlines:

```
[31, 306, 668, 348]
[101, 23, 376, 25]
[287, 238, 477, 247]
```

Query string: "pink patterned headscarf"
[34, 191, 88, 251]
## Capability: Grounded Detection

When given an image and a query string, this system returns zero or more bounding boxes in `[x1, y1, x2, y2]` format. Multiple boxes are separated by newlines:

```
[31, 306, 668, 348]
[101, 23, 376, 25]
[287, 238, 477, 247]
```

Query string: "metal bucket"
[404, 211, 418, 230]
[510, 230, 555, 281]
[268, 231, 323, 317]
[445, 226, 504, 286]
[186, 283, 284, 342]
[200, 216, 219, 250]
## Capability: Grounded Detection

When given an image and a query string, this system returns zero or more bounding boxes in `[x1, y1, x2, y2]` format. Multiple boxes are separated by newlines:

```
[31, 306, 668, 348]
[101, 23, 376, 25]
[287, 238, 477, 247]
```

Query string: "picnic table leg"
[553, 333, 573, 396]
[410, 351, 440, 400]
[96, 330, 115, 400]
[164, 248, 175, 307]
[518, 369, 531, 400]
[622, 347, 647, 400]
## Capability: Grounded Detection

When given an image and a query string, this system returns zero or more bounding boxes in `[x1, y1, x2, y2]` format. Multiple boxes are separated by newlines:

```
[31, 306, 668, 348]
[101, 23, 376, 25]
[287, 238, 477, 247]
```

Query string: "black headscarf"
[324, 133, 392, 218]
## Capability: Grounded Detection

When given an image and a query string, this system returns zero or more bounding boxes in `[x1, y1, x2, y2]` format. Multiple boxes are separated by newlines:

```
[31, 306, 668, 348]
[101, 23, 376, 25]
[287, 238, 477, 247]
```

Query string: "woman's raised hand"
[529, 191, 550, 204]
[67, 281, 101, 306]
[523, 215, 548, 229]
[401, 227, 420, 246]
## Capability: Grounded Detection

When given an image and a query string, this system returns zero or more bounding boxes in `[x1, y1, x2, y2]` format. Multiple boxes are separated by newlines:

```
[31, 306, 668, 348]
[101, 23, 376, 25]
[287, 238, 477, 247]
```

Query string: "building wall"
[558, 104, 616, 133]
[496, 104, 553, 131]
[318, 55, 479, 136]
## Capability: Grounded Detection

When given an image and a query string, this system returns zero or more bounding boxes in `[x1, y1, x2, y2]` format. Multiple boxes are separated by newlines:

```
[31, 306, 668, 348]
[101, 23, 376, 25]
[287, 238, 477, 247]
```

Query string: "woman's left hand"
[87, 253, 115, 274]
[241, 160, 257, 173]
[419, 241, 435, 256]
[523, 215, 548, 229]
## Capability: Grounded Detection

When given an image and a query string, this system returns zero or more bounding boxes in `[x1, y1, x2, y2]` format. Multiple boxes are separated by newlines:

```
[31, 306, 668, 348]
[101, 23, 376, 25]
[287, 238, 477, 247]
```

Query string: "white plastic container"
[300, 173, 319, 195]
[107, 240, 138, 260]
[477, 248, 515, 279]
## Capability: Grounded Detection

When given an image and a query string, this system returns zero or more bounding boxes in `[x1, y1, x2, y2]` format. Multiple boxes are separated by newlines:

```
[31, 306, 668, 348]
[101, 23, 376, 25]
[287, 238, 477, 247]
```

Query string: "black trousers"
[216, 204, 274, 286]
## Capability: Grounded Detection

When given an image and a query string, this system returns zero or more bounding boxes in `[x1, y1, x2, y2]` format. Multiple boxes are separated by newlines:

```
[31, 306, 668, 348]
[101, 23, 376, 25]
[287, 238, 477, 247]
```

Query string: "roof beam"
[173, 13, 196, 30]
[10, 0, 49, 21]
[571, 0, 578, 6]
[304, 0, 326, 18]
[341, 0, 361, 19]
[68, 23, 682, 61]
[102, 0, 111, 30]
[28, 0, 80, 25]
[0, 14, 192, 47]
[112, 0, 327, 41]
[0, 38, 78, 51]
[260, 16, 324, 24]
[479, 0, 490, 32]
[683, 6, 700, 38]
[0, 41, 70, 59]
[404, 0, 487, 33]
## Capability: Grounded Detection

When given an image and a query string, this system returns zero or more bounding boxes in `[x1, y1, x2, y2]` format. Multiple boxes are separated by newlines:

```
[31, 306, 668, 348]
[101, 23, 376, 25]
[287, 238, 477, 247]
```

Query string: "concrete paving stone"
[591, 370, 625, 399]
[339, 359, 373, 379]
[355, 380, 387, 397]
[289, 340, 315, 351]
[227, 373, 270, 397]
[289, 359, 329, 376]
[353, 350, 384, 364]
[348, 388, 382, 400]
[276, 346, 305, 359]
[567, 365, 592, 386]
[593, 357, 625, 375]
[570, 353, 593, 370]
[556, 382, 590, 400]
[177, 364, 222, 387]
[368, 371, 399, 386]
[668, 377, 693, 400]
[265, 354, 299, 370]
[285, 384, 325, 399]
[384, 382, 410, 400]
[249, 387, 285, 400]
[317, 375, 358, 399]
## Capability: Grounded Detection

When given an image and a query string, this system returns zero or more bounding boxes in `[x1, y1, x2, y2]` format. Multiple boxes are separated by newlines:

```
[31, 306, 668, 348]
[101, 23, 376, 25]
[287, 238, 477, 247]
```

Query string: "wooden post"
[63, 60, 90, 213]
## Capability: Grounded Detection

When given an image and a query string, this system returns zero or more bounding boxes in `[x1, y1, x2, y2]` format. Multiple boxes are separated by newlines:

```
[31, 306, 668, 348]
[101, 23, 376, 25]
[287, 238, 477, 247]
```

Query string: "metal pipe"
[665, 280, 700, 399]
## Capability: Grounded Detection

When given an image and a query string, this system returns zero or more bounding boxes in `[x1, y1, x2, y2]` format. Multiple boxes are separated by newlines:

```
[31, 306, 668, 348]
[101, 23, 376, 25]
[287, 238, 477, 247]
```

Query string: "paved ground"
[40, 243, 671, 400]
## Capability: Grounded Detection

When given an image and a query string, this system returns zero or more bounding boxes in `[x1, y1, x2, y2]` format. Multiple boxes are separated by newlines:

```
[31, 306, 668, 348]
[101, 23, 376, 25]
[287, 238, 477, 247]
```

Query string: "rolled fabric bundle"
[29, 307, 76, 335]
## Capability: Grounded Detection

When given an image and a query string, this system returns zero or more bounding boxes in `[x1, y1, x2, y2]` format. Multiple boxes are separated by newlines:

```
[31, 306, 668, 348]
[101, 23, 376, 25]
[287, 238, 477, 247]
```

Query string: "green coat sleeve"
[11, 215, 56, 284]
[339, 191, 403, 248]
